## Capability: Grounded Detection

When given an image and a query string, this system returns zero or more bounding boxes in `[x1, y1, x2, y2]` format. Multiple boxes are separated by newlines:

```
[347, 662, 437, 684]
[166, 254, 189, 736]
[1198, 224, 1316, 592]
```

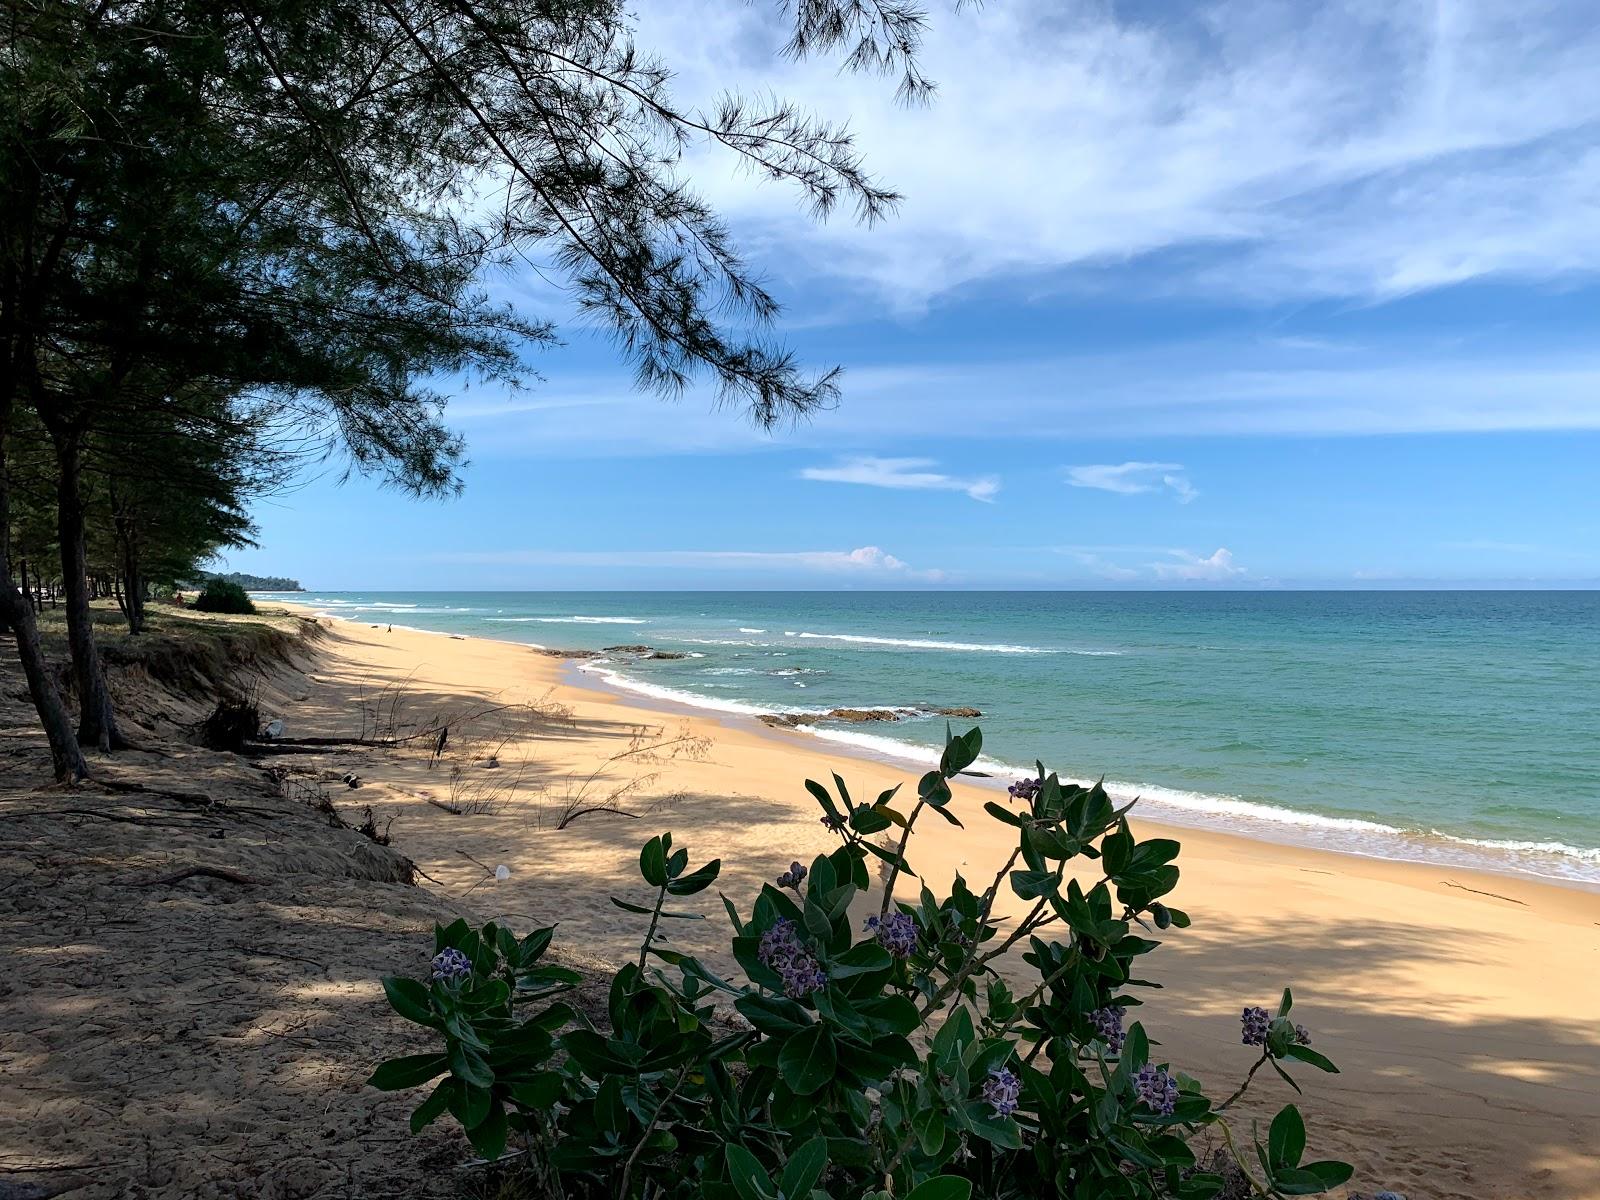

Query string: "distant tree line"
[190, 572, 304, 593]
[2, 0, 937, 783]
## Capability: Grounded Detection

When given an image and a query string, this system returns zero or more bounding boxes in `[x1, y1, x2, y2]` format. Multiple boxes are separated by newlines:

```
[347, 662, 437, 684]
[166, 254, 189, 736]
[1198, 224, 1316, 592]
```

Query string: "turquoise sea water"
[265, 590, 1600, 885]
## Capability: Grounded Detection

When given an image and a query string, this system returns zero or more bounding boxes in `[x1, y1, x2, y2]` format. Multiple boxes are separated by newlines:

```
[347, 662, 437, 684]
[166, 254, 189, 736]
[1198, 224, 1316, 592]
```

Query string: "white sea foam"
[1428, 831, 1600, 864]
[739, 627, 768, 634]
[576, 662, 824, 718]
[791, 631, 1051, 654]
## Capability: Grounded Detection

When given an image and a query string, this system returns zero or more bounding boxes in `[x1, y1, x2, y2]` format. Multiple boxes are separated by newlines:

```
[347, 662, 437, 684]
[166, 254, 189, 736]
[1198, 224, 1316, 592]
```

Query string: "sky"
[230, 0, 1600, 590]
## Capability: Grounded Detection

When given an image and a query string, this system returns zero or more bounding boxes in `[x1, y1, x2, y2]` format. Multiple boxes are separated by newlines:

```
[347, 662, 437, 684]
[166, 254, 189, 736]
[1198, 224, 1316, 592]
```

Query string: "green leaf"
[931, 1005, 976, 1063]
[367, 1053, 449, 1092]
[735, 992, 814, 1034]
[725, 1143, 773, 1200]
[1269, 1104, 1306, 1169]
[666, 858, 721, 895]
[506, 1073, 563, 1110]
[447, 1041, 494, 1088]
[984, 801, 1023, 826]
[905, 1179, 974, 1200]
[940, 726, 983, 775]
[850, 806, 893, 834]
[777, 1024, 837, 1095]
[780, 1135, 828, 1198]
[639, 836, 668, 887]
[1277, 986, 1294, 1017]
[1283, 1044, 1340, 1073]
[1271, 1161, 1354, 1195]
[451, 1081, 491, 1130]
[408, 1080, 453, 1133]
[1009, 869, 1058, 900]
[380, 976, 435, 1026]
[913, 1107, 948, 1156]
[610, 897, 654, 914]
[464, 1098, 508, 1160]
[721, 893, 746, 936]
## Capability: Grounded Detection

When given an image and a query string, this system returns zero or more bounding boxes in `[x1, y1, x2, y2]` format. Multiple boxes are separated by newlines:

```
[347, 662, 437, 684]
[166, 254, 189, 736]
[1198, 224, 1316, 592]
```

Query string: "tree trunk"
[50, 423, 122, 750]
[0, 425, 89, 781]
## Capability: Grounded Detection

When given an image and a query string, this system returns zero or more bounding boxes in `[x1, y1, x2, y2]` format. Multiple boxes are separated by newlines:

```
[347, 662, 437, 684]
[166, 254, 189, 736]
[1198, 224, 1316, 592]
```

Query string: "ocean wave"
[576, 663, 827, 718]
[1427, 831, 1600, 864]
[484, 615, 648, 625]
[739, 627, 768, 634]
[790, 631, 1052, 654]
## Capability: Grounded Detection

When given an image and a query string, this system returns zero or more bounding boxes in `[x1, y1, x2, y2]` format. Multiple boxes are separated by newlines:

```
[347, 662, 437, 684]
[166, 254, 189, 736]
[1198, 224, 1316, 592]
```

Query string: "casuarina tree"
[1, 0, 954, 777]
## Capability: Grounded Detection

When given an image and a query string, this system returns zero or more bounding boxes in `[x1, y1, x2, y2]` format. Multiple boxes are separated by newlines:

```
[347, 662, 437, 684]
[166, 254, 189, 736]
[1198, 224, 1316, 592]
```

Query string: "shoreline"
[272, 602, 1600, 1198]
[290, 597, 1600, 894]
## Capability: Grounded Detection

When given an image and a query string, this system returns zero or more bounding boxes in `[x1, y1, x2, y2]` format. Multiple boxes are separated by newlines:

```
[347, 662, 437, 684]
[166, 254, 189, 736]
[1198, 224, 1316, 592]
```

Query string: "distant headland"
[193, 571, 304, 592]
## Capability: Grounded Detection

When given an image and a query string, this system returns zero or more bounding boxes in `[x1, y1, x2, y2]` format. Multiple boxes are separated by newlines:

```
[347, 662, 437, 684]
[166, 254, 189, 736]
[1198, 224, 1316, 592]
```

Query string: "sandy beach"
[270, 605, 1600, 1200]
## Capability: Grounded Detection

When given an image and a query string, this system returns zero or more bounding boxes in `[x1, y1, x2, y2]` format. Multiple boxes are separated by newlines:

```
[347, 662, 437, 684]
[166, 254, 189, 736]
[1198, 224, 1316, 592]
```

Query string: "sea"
[260, 590, 1600, 887]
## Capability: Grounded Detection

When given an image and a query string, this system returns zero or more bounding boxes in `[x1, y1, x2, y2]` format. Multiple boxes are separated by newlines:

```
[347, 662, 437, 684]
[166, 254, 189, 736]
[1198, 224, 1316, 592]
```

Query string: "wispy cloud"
[800, 455, 998, 502]
[1068, 552, 1141, 582]
[445, 342, 1600, 463]
[1152, 548, 1247, 581]
[637, 1, 1600, 307]
[1067, 462, 1198, 503]
[438, 546, 944, 581]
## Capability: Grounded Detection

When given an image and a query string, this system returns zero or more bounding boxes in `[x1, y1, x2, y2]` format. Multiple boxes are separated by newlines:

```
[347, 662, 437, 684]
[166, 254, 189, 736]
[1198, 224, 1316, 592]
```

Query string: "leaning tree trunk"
[0, 417, 89, 780]
[50, 423, 122, 750]
[111, 498, 144, 635]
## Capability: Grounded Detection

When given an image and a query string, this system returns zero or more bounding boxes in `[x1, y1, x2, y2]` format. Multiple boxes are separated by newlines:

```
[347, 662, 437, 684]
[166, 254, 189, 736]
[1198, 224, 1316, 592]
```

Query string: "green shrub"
[370, 727, 1351, 1199]
[193, 578, 256, 614]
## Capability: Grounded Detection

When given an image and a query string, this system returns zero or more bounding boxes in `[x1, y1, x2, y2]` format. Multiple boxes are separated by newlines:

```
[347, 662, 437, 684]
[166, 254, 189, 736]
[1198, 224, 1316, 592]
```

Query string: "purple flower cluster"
[1134, 1064, 1178, 1116]
[1294, 1023, 1313, 1046]
[1008, 777, 1042, 801]
[757, 918, 827, 998]
[864, 912, 918, 959]
[819, 812, 847, 831]
[1089, 1005, 1126, 1054]
[775, 861, 808, 889]
[431, 947, 472, 982]
[981, 1067, 1021, 1117]
[1241, 1005, 1272, 1046]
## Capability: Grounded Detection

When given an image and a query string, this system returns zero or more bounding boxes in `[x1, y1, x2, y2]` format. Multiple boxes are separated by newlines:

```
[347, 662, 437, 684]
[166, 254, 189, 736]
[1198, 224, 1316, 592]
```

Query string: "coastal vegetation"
[193, 577, 258, 616]
[195, 570, 304, 592]
[373, 728, 1350, 1198]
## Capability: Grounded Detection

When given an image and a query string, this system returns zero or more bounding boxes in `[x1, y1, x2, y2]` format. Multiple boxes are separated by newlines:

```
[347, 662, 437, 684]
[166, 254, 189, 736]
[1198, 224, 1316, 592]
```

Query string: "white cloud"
[440, 546, 943, 581]
[1067, 462, 1198, 502]
[631, 1, 1600, 307]
[800, 455, 998, 501]
[1152, 548, 1247, 581]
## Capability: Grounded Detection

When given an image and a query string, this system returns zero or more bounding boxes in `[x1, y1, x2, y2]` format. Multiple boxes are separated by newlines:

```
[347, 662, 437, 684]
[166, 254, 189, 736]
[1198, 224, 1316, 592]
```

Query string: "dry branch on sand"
[544, 723, 710, 829]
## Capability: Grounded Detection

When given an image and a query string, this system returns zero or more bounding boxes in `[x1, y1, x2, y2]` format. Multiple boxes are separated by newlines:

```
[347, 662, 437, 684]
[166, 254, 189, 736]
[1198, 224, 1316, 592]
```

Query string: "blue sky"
[230, 0, 1600, 590]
